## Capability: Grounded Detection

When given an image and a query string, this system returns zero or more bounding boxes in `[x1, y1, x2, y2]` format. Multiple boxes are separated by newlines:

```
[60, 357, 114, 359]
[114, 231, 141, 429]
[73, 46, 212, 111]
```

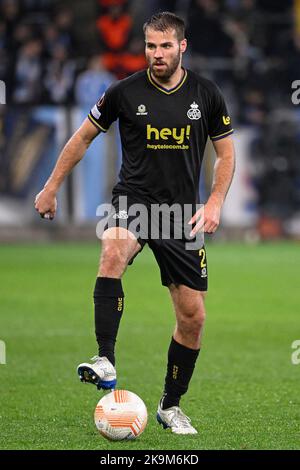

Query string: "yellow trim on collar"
[147, 68, 187, 95]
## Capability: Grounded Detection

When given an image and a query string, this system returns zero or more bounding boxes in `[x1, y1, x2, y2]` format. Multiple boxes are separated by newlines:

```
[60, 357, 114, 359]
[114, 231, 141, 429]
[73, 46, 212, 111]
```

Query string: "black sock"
[161, 337, 200, 410]
[94, 277, 124, 366]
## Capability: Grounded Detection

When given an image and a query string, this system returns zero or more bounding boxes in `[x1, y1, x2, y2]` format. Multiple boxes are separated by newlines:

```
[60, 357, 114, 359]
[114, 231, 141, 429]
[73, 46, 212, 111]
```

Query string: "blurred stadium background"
[1, 0, 300, 451]
[0, 0, 299, 241]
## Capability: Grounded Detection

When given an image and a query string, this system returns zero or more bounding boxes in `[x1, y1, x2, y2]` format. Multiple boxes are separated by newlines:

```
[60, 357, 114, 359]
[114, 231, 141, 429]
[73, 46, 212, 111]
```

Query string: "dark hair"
[143, 11, 185, 42]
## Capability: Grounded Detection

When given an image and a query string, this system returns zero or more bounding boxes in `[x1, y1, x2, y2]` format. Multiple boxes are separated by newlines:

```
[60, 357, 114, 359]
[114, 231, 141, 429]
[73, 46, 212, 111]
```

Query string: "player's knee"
[196, 307, 206, 329]
[190, 310, 206, 333]
[100, 245, 128, 277]
[179, 302, 206, 334]
[190, 300, 206, 327]
[197, 294, 206, 327]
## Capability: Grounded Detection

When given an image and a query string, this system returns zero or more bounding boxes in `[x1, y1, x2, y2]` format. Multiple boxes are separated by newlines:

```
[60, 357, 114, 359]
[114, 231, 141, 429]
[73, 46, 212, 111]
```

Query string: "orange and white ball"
[94, 390, 148, 441]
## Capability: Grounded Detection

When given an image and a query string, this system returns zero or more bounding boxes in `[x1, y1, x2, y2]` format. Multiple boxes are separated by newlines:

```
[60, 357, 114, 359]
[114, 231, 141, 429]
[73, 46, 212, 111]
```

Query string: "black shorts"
[103, 194, 208, 292]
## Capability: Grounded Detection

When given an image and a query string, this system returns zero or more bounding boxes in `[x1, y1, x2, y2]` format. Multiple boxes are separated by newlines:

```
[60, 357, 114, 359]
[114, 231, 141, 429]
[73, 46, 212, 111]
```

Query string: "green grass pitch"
[0, 242, 299, 450]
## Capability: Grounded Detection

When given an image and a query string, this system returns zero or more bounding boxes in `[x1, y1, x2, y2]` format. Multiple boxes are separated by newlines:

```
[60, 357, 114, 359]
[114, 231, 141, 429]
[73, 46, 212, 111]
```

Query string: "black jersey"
[88, 68, 233, 206]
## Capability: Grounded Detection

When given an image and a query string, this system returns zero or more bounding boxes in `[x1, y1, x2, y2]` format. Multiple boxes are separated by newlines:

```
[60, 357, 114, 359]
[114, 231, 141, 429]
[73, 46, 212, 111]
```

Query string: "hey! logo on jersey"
[147, 124, 191, 145]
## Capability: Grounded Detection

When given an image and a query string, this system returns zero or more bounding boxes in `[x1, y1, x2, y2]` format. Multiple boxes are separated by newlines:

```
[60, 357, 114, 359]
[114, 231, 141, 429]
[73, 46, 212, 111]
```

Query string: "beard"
[148, 50, 181, 82]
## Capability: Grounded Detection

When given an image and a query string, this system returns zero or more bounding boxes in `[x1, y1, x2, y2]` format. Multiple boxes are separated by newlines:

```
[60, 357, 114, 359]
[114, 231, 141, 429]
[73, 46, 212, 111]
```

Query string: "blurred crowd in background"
[0, 0, 296, 108]
[0, 0, 300, 239]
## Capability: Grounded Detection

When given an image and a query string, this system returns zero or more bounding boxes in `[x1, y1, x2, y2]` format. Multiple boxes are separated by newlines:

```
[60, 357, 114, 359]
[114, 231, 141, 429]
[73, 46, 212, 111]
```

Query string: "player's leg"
[157, 285, 206, 434]
[95, 227, 141, 365]
[170, 284, 206, 350]
[78, 227, 141, 390]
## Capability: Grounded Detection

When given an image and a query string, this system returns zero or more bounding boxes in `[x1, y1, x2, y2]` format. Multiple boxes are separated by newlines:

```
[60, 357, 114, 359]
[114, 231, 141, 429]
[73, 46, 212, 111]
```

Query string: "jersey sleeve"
[88, 82, 120, 132]
[208, 84, 234, 141]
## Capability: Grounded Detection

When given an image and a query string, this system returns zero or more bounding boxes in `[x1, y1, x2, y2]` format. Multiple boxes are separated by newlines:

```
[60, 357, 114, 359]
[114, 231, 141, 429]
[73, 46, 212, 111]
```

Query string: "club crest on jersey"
[136, 104, 148, 116]
[187, 102, 201, 120]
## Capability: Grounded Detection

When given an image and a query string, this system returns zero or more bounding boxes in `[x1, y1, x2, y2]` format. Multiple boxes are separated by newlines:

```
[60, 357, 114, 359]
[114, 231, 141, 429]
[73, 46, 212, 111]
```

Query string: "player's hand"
[188, 195, 222, 236]
[34, 188, 57, 220]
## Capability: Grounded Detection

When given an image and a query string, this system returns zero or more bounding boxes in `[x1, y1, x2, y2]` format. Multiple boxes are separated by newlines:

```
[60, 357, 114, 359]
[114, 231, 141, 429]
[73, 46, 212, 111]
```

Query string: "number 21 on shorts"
[199, 248, 207, 278]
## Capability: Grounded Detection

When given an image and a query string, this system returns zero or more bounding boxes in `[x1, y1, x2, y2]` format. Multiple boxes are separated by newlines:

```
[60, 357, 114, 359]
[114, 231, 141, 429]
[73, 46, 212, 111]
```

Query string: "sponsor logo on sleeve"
[222, 115, 231, 125]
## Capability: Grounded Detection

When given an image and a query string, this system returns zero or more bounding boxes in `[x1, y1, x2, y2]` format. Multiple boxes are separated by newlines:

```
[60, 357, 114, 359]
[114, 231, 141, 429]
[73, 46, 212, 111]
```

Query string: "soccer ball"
[94, 390, 148, 441]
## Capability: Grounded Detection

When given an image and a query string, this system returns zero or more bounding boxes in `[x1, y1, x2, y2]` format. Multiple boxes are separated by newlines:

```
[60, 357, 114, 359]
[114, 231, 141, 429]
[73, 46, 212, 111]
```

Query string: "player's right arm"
[34, 118, 101, 219]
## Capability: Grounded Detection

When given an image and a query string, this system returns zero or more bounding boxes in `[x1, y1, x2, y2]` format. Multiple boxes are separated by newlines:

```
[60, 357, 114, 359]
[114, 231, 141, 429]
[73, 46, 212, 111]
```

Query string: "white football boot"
[157, 403, 198, 434]
[77, 356, 117, 390]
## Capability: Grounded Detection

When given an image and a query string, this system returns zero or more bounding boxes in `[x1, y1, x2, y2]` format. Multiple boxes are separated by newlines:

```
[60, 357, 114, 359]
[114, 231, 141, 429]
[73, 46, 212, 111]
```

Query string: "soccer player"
[35, 12, 235, 434]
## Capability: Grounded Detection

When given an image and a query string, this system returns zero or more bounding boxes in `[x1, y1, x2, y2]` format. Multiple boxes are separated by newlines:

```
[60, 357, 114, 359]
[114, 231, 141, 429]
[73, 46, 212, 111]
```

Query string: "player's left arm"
[189, 135, 235, 235]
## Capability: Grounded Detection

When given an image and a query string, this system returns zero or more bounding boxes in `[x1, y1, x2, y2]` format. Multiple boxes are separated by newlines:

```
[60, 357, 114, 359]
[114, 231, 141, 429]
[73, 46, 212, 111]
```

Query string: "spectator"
[96, 4, 132, 51]
[44, 44, 76, 104]
[12, 23, 34, 50]
[43, 24, 67, 57]
[117, 37, 147, 78]
[13, 38, 43, 104]
[101, 36, 147, 79]
[75, 56, 115, 107]
[54, 7, 76, 52]
[0, 21, 9, 81]
[239, 87, 267, 127]
[0, 0, 21, 38]
[187, 0, 234, 57]
[280, 31, 300, 88]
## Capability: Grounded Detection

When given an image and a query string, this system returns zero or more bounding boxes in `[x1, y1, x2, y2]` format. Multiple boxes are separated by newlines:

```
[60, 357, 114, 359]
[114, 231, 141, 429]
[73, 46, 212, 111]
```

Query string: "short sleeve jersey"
[88, 68, 233, 205]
